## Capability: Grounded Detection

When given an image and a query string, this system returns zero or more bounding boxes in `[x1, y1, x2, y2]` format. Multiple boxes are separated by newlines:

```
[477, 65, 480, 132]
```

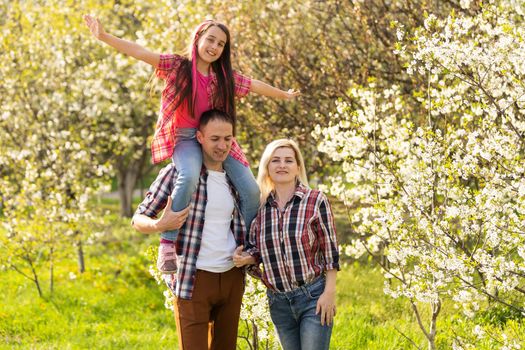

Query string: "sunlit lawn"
[1, 199, 523, 349]
[2, 251, 422, 349]
[0, 237, 429, 350]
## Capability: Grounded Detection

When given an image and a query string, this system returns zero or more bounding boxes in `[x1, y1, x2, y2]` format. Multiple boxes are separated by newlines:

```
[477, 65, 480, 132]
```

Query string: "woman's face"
[268, 147, 300, 186]
[196, 25, 227, 65]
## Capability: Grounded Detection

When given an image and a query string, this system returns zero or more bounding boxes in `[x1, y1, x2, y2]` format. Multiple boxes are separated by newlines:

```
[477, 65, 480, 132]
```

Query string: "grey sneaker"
[157, 243, 177, 274]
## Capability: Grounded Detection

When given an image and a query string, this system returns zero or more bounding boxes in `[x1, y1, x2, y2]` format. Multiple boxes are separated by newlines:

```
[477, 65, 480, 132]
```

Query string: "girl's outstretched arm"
[250, 79, 301, 100]
[83, 15, 160, 67]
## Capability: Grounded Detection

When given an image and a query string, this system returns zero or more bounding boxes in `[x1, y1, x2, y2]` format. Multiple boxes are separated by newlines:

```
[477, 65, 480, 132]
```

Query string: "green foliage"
[315, 2, 525, 348]
[475, 305, 525, 327]
[2, 212, 524, 349]
[2, 1, 525, 349]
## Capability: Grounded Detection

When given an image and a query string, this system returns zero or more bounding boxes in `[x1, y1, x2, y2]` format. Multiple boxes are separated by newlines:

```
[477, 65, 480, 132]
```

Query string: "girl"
[83, 15, 300, 273]
[233, 139, 339, 350]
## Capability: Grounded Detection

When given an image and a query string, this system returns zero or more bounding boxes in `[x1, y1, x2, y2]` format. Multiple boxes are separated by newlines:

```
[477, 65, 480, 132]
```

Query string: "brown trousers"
[173, 267, 245, 350]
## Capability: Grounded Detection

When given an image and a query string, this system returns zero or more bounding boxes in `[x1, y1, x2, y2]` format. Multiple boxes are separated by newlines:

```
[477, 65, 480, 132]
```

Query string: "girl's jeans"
[161, 128, 260, 241]
[267, 276, 333, 350]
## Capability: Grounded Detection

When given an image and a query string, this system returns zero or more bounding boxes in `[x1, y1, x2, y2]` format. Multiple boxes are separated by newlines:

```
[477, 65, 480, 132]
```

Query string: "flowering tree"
[0, 0, 115, 295]
[228, 0, 463, 173]
[237, 277, 278, 350]
[315, 1, 525, 349]
[0, 0, 194, 293]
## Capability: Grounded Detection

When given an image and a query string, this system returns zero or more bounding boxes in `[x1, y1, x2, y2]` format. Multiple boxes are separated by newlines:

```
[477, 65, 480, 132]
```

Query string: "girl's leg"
[223, 155, 260, 229]
[160, 128, 202, 241]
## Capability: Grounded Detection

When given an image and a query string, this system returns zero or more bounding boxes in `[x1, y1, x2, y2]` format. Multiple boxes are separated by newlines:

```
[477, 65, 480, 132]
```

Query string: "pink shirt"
[172, 70, 211, 128]
[151, 54, 252, 164]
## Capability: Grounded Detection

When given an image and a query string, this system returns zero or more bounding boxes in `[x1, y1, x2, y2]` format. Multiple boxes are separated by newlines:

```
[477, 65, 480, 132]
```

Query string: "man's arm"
[132, 197, 189, 234]
[131, 164, 189, 234]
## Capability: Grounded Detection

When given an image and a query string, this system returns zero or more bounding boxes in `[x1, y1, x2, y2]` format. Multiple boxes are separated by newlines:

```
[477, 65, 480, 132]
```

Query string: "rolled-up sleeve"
[245, 216, 262, 264]
[135, 164, 175, 218]
[155, 53, 184, 80]
[316, 193, 340, 271]
[244, 213, 264, 279]
[233, 71, 252, 98]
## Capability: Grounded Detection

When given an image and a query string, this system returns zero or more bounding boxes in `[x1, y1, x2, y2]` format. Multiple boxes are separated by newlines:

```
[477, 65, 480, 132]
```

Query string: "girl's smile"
[197, 26, 227, 66]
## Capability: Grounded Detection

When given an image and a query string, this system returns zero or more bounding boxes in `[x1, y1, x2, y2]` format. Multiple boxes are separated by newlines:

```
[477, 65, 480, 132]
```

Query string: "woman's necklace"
[275, 194, 293, 211]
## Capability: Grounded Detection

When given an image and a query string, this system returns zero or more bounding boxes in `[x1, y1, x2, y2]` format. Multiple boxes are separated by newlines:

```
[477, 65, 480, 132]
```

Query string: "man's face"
[197, 119, 233, 167]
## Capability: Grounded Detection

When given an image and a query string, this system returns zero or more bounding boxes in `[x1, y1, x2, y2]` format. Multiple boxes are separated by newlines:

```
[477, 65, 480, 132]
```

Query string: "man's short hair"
[199, 109, 234, 131]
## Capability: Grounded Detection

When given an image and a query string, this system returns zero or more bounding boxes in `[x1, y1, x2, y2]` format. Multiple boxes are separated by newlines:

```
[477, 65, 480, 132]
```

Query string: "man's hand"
[155, 197, 190, 232]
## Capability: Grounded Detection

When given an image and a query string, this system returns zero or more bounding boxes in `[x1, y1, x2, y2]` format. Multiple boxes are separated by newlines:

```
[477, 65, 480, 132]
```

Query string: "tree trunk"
[427, 300, 441, 350]
[113, 117, 151, 217]
[251, 320, 258, 350]
[116, 157, 144, 218]
[77, 239, 85, 273]
[35, 276, 43, 298]
[49, 247, 54, 295]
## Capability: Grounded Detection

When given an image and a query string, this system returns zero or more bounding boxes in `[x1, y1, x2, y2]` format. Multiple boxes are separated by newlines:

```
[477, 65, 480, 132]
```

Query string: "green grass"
[1, 204, 524, 349]
[0, 258, 430, 350]
[330, 262, 422, 350]
[3, 260, 400, 349]
[0, 229, 176, 349]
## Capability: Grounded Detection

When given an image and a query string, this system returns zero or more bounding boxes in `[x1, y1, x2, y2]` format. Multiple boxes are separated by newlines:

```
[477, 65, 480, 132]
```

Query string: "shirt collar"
[267, 182, 308, 206]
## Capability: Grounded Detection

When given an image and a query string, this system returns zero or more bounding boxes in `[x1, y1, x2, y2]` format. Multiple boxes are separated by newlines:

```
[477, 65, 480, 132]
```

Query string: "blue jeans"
[267, 276, 333, 350]
[161, 128, 260, 241]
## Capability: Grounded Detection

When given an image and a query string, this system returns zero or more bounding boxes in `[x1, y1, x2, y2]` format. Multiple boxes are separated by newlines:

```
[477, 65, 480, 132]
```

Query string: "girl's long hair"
[257, 139, 309, 206]
[163, 20, 237, 134]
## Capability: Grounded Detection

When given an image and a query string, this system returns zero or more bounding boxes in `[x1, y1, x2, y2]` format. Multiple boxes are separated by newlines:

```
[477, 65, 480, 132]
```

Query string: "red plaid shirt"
[152, 53, 252, 165]
[134, 163, 246, 299]
[247, 184, 340, 293]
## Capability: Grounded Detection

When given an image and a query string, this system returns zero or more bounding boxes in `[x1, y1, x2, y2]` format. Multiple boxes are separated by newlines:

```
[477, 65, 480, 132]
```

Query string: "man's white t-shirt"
[196, 170, 237, 272]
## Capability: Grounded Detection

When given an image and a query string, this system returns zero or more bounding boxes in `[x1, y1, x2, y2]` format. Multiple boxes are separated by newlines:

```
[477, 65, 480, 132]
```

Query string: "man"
[132, 109, 247, 350]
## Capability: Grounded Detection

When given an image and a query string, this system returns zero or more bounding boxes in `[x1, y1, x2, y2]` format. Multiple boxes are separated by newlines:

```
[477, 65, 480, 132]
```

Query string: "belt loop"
[300, 283, 308, 295]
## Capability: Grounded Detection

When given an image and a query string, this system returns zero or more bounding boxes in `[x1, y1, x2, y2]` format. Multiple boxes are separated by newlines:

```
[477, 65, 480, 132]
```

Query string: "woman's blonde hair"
[257, 139, 309, 205]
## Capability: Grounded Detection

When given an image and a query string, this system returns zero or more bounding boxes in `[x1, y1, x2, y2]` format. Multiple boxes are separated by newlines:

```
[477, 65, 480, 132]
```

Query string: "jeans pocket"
[305, 279, 325, 300]
[267, 291, 276, 307]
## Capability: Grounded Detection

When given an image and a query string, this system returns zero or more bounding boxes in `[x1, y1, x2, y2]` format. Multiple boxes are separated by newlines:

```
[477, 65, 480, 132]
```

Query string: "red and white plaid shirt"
[247, 184, 340, 293]
[152, 53, 252, 165]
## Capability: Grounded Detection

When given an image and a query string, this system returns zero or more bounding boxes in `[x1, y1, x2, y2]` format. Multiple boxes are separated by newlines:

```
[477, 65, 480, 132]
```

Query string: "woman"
[234, 139, 339, 350]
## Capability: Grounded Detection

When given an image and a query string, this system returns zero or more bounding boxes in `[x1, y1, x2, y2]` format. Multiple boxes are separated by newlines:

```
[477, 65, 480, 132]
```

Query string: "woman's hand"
[316, 288, 336, 326]
[83, 14, 106, 40]
[232, 245, 256, 267]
